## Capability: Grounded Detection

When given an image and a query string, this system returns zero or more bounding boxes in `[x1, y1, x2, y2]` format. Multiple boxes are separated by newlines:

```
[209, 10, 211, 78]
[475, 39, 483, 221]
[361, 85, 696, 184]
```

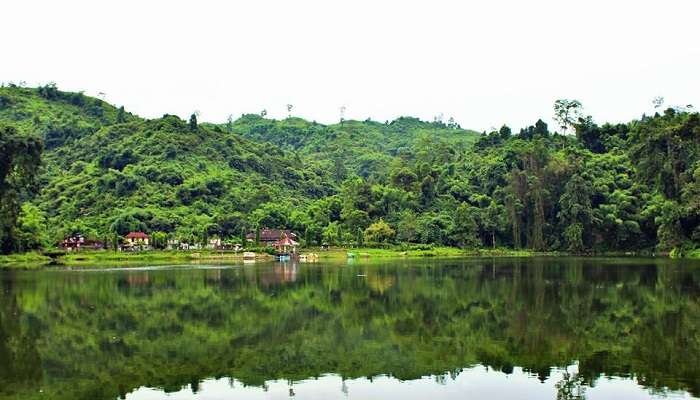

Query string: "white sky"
[2, 0, 699, 132]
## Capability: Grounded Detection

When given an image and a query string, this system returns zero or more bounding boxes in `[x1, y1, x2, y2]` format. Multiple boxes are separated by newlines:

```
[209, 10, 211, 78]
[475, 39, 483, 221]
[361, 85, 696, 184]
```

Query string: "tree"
[323, 222, 341, 245]
[339, 106, 346, 125]
[390, 167, 418, 191]
[0, 124, 43, 253]
[481, 200, 506, 249]
[343, 210, 370, 233]
[226, 114, 234, 133]
[364, 220, 395, 243]
[559, 173, 594, 252]
[189, 113, 198, 132]
[397, 211, 418, 243]
[116, 106, 126, 123]
[452, 203, 480, 248]
[553, 99, 583, 135]
[419, 175, 435, 207]
[151, 231, 168, 249]
[574, 116, 606, 153]
[15, 203, 49, 252]
[629, 111, 700, 199]
[499, 125, 512, 140]
[415, 212, 453, 245]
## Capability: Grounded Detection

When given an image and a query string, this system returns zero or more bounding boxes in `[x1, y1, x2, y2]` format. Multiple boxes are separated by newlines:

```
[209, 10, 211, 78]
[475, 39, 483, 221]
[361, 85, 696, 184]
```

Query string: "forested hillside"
[223, 114, 479, 181]
[0, 84, 698, 255]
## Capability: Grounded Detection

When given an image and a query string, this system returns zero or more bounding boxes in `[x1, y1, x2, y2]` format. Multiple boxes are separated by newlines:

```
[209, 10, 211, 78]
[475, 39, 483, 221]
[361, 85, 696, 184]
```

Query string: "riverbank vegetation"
[0, 84, 698, 257]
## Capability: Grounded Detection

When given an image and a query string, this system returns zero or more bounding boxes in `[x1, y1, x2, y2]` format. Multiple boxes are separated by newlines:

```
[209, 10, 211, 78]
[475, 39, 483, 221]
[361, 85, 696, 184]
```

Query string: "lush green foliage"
[0, 123, 42, 253]
[0, 85, 698, 254]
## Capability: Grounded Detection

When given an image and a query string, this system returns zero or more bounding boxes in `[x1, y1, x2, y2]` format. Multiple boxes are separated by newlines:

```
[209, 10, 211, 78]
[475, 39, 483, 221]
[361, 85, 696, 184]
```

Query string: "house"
[60, 234, 104, 251]
[122, 232, 150, 251]
[246, 229, 299, 246]
[207, 237, 221, 250]
[273, 232, 299, 254]
[167, 239, 191, 250]
[125, 231, 150, 245]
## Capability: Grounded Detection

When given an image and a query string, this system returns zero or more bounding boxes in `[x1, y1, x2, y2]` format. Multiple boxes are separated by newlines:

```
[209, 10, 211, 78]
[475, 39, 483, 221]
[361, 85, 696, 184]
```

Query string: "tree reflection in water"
[0, 257, 699, 400]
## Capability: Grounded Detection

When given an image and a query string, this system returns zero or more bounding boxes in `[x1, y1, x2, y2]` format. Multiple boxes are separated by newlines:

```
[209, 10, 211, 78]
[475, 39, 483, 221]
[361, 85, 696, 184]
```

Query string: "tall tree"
[553, 99, 583, 135]
[453, 203, 480, 248]
[558, 173, 594, 252]
[189, 113, 198, 132]
[482, 199, 506, 249]
[0, 125, 43, 253]
[116, 106, 126, 123]
[226, 114, 234, 133]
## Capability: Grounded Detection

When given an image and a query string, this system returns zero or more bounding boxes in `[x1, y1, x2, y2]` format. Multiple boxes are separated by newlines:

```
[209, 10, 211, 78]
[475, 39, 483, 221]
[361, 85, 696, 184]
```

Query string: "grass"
[2, 249, 273, 269]
[687, 249, 700, 259]
[0, 251, 51, 269]
[58, 250, 272, 267]
[308, 246, 547, 259]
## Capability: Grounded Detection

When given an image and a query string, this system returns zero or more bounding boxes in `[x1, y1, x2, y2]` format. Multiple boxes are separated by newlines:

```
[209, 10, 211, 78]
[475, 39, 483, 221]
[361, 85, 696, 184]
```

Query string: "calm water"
[1, 257, 700, 400]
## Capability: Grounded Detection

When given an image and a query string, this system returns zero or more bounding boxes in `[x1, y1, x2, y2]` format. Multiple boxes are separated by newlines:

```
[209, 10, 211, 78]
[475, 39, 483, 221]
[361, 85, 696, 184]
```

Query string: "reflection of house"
[246, 229, 299, 246]
[260, 264, 299, 286]
[126, 273, 150, 286]
[60, 234, 104, 251]
[121, 232, 150, 251]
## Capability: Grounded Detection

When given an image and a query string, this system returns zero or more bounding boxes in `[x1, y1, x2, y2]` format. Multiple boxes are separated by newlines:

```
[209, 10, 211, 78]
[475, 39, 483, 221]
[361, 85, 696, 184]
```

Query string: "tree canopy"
[0, 85, 698, 255]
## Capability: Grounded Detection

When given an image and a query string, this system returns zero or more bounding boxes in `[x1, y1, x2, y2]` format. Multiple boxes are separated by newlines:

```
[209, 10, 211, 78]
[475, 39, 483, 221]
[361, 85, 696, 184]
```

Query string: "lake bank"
[0, 246, 669, 269]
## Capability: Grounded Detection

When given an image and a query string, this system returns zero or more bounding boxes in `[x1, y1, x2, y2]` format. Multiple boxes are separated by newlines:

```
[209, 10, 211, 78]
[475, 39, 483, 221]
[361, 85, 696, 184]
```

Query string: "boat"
[299, 253, 319, 263]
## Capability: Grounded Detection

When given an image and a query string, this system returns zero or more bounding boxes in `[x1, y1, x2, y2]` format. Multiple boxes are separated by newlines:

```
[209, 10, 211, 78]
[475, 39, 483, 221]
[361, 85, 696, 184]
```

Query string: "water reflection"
[0, 257, 699, 400]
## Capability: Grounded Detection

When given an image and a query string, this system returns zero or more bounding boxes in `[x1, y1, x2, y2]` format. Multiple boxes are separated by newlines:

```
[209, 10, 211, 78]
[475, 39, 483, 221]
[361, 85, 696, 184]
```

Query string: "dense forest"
[0, 84, 698, 255]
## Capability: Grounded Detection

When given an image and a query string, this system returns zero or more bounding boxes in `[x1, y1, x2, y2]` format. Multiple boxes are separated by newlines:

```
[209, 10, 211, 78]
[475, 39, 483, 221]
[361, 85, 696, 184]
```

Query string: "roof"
[274, 235, 299, 247]
[246, 229, 297, 241]
[126, 231, 149, 239]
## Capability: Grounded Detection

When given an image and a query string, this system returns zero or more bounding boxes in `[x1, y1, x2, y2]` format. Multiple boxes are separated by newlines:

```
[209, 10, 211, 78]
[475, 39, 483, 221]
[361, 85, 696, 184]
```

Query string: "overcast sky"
[2, 0, 699, 131]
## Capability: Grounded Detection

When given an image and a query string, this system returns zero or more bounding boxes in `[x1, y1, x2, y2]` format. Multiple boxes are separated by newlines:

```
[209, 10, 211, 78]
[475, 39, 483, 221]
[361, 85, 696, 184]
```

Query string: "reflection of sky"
[125, 365, 696, 400]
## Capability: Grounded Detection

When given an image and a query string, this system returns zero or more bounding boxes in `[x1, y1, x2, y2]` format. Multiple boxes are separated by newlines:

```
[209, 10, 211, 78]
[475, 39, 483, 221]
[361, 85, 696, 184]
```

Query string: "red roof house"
[126, 232, 150, 240]
[273, 232, 299, 253]
[123, 232, 151, 250]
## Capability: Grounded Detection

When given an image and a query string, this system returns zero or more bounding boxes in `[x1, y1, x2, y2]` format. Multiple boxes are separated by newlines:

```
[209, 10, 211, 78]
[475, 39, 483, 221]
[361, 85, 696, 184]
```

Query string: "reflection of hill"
[0, 258, 699, 400]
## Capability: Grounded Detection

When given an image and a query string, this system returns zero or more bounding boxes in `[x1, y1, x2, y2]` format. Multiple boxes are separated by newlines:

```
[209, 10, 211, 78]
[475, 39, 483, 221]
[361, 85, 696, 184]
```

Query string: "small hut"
[273, 232, 299, 254]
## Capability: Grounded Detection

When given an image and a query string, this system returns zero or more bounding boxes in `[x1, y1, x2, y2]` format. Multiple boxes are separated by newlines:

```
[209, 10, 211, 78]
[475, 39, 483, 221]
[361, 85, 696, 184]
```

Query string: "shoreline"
[0, 247, 692, 270]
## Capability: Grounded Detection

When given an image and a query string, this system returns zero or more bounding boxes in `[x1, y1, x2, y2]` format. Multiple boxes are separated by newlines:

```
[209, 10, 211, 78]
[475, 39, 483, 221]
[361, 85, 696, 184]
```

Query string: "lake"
[1, 257, 699, 400]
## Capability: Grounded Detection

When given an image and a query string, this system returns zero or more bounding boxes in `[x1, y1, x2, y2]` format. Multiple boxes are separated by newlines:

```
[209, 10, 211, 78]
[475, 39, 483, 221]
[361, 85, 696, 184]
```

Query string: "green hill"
[0, 85, 481, 248]
[0, 85, 337, 245]
[1, 84, 699, 255]
[221, 115, 480, 182]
